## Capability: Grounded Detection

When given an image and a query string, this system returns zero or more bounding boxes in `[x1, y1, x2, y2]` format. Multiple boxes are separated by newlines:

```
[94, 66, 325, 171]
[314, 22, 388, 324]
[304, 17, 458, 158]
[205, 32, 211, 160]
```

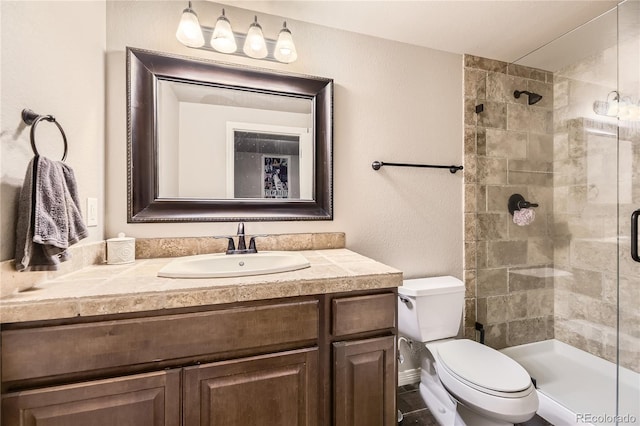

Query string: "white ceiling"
[218, 0, 618, 66]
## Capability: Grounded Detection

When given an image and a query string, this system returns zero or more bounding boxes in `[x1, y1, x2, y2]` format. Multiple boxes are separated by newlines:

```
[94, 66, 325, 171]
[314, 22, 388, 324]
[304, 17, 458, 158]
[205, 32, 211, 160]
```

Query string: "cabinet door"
[183, 348, 318, 426]
[1, 369, 180, 426]
[333, 336, 396, 426]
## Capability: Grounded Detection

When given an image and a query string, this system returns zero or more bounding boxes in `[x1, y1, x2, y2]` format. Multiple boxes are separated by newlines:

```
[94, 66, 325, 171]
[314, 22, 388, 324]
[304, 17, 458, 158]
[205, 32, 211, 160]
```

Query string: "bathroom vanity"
[0, 249, 400, 426]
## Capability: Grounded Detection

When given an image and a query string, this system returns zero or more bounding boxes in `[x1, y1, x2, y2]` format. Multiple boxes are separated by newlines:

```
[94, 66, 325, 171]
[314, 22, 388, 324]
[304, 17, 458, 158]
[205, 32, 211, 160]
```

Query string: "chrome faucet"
[216, 222, 259, 255]
[236, 222, 247, 251]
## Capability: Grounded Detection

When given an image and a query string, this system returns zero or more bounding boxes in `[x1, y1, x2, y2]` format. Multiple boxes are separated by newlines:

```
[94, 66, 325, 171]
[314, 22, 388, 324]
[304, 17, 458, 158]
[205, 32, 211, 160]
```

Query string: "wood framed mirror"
[127, 47, 333, 222]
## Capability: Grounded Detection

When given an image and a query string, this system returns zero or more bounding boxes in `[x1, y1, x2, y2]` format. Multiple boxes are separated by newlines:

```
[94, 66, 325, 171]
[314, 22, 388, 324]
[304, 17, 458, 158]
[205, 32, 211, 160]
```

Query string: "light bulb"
[243, 16, 268, 59]
[176, 2, 204, 47]
[210, 9, 237, 53]
[274, 22, 297, 63]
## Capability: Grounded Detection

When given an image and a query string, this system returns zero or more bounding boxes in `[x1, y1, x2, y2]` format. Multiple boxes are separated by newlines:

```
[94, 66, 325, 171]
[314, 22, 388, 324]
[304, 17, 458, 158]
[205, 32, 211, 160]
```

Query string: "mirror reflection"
[156, 80, 314, 200]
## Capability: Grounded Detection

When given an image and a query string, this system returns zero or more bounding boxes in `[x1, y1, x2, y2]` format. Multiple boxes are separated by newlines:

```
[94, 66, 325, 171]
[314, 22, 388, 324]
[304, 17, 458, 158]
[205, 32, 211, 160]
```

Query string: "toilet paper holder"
[508, 194, 539, 216]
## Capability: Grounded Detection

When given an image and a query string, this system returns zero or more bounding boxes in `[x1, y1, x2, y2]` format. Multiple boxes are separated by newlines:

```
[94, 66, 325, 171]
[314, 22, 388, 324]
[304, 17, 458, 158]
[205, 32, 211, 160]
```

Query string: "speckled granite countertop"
[0, 249, 402, 324]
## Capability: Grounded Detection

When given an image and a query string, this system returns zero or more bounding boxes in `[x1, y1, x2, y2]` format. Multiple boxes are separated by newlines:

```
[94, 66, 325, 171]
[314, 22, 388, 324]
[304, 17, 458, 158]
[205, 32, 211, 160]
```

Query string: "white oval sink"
[157, 251, 310, 278]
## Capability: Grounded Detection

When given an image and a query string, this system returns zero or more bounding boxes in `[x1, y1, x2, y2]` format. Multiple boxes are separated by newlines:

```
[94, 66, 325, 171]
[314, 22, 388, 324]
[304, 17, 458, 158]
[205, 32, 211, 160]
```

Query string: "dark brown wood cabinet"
[2, 369, 181, 426]
[1, 290, 396, 426]
[333, 336, 397, 426]
[183, 348, 318, 426]
[325, 292, 398, 426]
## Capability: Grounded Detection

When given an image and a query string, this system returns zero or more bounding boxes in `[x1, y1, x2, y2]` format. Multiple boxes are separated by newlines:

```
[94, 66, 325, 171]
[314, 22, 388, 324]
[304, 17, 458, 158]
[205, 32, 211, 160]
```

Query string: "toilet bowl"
[398, 277, 538, 426]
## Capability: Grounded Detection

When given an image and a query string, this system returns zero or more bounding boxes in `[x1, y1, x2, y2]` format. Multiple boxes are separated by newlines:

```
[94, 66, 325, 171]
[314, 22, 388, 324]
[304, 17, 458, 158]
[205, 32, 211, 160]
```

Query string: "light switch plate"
[87, 198, 98, 227]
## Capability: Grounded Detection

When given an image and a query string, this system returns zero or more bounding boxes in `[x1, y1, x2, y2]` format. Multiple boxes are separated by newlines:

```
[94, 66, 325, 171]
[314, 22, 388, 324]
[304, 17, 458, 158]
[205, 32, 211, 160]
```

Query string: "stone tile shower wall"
[463, 55, 554, 348]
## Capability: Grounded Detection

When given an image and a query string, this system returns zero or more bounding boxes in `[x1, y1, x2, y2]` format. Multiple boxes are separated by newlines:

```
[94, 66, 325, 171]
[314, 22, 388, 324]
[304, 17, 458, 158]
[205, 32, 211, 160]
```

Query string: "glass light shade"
[608, 100, 620, 117]
[606, 91, 620, 117]
[593, 100, 609, 116]
[274, 23, 297, 63]
[631, 104, 640, 121]
[210, 10, 237, 53]
[243, 17, 268, 59]
[176, 6, 204, 47]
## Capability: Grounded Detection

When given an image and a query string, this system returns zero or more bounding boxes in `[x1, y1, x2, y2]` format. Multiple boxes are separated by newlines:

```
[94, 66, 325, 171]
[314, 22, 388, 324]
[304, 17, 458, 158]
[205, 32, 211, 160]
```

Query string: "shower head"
[514, 90, 543, 105]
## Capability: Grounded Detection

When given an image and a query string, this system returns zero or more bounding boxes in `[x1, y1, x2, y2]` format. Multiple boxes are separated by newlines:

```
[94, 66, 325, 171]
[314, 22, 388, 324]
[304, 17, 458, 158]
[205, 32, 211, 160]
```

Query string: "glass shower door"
[501, 2, 640, 423]
[616, 1, 640, 424]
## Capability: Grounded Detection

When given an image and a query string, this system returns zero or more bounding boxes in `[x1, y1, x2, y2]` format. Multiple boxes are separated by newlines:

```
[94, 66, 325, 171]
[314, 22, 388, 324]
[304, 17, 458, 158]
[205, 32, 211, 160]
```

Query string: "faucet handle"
[213, 236, 236, 253]
[247, 235, 268, 253]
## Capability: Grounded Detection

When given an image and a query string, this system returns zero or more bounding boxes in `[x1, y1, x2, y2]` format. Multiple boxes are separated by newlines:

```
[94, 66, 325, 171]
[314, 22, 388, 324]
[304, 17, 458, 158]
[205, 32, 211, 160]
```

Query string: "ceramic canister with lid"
[106, 233, 135, 265]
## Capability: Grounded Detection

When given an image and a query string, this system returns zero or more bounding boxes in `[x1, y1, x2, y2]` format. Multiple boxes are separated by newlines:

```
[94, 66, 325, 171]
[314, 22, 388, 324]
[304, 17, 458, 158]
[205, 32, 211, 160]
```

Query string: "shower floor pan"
[501, 339, 639, 426]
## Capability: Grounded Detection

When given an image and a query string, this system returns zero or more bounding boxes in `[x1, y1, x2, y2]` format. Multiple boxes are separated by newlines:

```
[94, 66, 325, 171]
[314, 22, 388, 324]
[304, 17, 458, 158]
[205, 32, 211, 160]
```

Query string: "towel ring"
[21, 109, 68, 162]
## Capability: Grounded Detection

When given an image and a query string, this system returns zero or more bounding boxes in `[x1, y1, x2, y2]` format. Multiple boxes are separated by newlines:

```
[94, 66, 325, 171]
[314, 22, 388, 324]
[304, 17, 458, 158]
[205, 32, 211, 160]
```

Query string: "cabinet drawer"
[331, 293, 396, 337]
[2, 300, 318, 383]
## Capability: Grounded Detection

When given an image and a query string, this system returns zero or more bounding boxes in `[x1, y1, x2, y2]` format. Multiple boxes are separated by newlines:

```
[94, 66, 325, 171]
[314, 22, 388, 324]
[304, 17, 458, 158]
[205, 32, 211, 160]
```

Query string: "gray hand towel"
[15, 156, 89, 272]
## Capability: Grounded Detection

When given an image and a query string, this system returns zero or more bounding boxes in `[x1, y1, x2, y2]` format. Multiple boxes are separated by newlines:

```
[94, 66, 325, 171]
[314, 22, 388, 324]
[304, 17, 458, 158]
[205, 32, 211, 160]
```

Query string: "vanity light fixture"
[593, 90, 620, 117]
[593, 90, 640, 121]
[243, 16, 268, 59]
[175, 5, 297, 63]
[210, 9, 237, 54]
[175, 1, 204, 48]
[274, 22, 298, 63]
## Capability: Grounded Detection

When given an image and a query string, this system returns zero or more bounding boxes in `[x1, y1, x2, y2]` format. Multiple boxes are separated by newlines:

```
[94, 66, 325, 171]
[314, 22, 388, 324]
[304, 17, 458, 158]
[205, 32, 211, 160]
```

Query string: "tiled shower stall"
[464, 52, 639, 372]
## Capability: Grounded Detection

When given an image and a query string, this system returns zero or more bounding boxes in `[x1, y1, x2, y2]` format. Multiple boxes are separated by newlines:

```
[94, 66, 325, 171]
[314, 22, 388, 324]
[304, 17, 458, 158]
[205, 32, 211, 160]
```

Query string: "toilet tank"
[398, 276, 465, 342]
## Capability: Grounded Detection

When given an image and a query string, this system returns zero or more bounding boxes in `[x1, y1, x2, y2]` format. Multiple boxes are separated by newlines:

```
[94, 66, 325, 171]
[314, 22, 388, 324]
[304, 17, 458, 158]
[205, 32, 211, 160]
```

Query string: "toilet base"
[457, 402, 515, 426]
[418, 355, 465, 425]
[419, 378, 519, 426]
[417, 348, 531, 426]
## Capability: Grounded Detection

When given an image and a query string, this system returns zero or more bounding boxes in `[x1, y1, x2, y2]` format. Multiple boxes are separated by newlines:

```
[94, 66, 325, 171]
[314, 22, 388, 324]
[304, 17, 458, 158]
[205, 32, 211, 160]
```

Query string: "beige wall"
[105, 1, 464, 278]
[1, 1, 464, 281]
[1, 1, 106, 261]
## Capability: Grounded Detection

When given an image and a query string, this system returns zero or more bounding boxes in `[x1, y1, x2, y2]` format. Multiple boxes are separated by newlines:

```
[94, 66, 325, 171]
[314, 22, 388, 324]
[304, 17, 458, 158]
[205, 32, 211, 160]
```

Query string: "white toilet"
[398, 276, 538, 426]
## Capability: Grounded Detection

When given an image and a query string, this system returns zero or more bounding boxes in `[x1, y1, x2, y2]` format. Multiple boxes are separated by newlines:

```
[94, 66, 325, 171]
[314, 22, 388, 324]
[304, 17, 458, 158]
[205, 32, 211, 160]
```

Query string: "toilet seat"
[435, 339, 533, 397]
[430, 339, 538, 424]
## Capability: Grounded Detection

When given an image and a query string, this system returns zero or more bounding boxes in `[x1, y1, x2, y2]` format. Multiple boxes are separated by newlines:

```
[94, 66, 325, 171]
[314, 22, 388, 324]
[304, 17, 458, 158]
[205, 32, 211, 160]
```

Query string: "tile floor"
[397, 384, 554, 426]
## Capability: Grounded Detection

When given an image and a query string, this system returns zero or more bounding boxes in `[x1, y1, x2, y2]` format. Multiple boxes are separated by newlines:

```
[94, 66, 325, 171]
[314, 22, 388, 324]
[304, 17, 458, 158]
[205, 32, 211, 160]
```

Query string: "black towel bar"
[372, 160, 463, 174]
[22, 108, 68, 162]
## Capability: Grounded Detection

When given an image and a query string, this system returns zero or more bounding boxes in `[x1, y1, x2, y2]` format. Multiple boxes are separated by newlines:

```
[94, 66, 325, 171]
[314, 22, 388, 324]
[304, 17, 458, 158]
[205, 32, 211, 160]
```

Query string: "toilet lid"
[436, 339, 532, 393]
